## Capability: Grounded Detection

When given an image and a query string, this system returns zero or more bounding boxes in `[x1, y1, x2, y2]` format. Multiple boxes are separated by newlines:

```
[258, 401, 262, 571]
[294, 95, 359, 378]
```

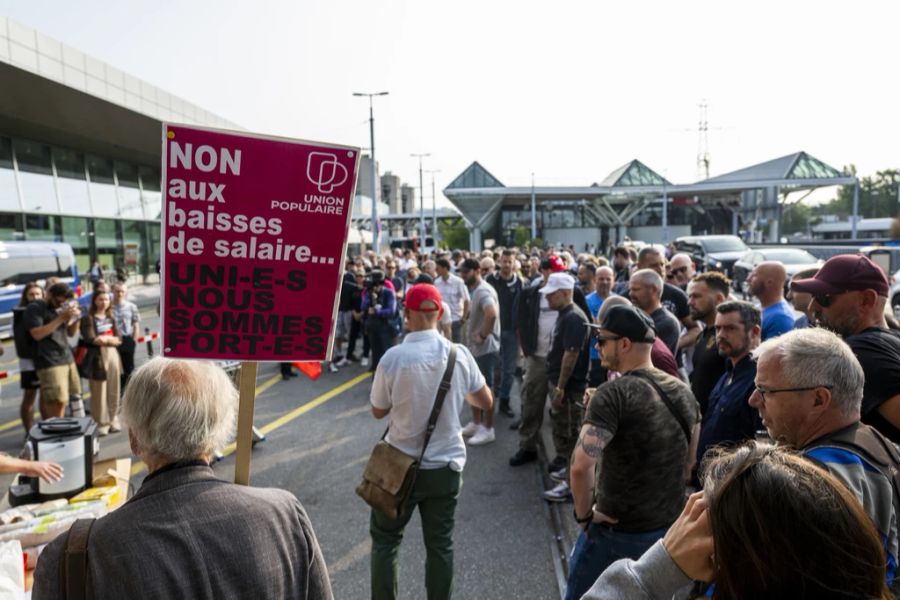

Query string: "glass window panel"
[13, 139, 57, 212]
[0, 138, 21, 211]
[25, 214, 59, 241]
[122, 220, 146, 275]
[94, 218, 119, 273]
[62, 216, 91, 274]
[0, 213, 24, 240]
[139, 165, 161, 219]
[53, 147, 92, 216]
[86, 155, 119, 217]
[147, 222, 161, 269]
[115, 161, 144, 219]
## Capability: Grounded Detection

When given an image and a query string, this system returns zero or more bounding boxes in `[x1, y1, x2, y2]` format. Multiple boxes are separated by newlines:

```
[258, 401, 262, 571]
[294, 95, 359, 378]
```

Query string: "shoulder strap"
[61, 518, 95, 600]
[811, 424, 900, 505]
[418, 344, 458, 462]
[626, 371, 692, 445]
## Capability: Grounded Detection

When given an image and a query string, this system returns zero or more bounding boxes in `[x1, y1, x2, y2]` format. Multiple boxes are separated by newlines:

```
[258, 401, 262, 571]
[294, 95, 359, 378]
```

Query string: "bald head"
[669, 253, 696, 287]
[748, 261, 788, 306]
[596, 294, 631, 323]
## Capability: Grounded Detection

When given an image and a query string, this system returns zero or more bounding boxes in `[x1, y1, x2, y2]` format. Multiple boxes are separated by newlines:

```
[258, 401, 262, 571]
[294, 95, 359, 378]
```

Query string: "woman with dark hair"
[79, 290, 122, 436]
[582, 442, 892, 600]
[13, 283, 44, 435]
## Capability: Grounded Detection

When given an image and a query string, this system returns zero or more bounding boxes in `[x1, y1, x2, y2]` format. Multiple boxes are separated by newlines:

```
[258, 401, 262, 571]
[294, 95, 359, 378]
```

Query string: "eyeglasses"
[593, 334, 623, 344]
[812, 291, 850, 308]
[754, 385, 832, 401]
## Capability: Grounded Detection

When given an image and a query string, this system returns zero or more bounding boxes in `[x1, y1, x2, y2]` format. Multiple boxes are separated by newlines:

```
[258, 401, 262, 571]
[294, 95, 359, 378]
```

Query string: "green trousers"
[370, 466, 463, 600]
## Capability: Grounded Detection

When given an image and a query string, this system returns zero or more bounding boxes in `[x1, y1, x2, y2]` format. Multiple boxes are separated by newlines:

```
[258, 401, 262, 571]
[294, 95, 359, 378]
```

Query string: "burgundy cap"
[405, 284, 443, 312]
[790, 254, 889, 297]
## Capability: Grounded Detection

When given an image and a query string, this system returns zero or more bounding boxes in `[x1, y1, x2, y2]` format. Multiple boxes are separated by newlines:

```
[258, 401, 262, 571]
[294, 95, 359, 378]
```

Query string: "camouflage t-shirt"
[585, 367, 700, 532]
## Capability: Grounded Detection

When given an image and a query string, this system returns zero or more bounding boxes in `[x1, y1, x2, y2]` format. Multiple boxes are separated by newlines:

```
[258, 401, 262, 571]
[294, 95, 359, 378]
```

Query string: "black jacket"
[517, 278, 591, 357]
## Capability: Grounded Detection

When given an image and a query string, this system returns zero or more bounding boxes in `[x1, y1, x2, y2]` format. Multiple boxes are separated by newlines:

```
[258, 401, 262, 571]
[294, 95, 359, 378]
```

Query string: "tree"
[439, 220, 469, 250]
[826, 165, 900, 219]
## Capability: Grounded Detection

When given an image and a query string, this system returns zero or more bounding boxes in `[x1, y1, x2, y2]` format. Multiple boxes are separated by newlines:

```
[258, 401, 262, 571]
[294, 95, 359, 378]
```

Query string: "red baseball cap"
[790, 254, 889, 297]
[405, 284, 443, 312]
[540, 255, 566, 272]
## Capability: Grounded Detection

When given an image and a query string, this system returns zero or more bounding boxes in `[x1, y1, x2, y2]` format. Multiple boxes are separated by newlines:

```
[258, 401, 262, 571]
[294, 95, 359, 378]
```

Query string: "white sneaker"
[467, 426, 495, 446]
[328, 363, 339, 373]
[335, 357, 350, 367]
[542, 480, 571, 503]
[461, 421, 480, 438]
[361, 357, 369, 367]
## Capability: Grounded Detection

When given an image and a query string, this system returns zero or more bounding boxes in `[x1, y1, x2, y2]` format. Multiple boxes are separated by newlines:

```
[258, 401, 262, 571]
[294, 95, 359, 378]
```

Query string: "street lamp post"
[411, 152, 430, 247]
[353, 91, 389, 252]
[426, 169, 441, 246]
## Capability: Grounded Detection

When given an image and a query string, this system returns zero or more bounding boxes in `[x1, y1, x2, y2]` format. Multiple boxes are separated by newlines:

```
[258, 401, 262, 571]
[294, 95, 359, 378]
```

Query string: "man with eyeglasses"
[749, 327, 899, 593]
[693, 301, 762, 486]
[668, 253, 696, 291]
[791, 254, 900, 443]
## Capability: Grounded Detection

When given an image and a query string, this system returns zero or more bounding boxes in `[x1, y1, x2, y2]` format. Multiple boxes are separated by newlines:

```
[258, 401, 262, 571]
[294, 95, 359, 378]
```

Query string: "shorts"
[335, 311, 352, 339]
[36, 363, 81, 405]
[20, 370, 40, 391]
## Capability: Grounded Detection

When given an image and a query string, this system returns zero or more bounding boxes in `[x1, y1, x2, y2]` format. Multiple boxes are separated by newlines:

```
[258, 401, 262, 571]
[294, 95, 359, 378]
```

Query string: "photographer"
[24, 283, 85, 419]
[360, 270, 396, 371]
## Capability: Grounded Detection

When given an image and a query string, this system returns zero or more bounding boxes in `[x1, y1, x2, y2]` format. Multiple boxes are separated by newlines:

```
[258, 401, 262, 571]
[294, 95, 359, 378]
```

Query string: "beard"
[817, 311, 860, 338]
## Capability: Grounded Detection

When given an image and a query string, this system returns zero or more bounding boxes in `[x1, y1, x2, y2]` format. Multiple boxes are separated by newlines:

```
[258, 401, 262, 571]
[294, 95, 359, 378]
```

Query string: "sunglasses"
[592, 333, 623, 344]
[812, 290, 850, 308]
[671, 266, 689, 275]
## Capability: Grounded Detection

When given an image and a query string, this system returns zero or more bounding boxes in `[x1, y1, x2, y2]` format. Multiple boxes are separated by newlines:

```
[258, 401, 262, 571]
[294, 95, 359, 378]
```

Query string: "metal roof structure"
[443, 151, 859, 248]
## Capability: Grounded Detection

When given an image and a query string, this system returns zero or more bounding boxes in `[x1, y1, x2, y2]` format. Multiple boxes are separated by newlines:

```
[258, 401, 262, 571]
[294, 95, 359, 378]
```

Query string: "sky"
[2, 0, 898, 208]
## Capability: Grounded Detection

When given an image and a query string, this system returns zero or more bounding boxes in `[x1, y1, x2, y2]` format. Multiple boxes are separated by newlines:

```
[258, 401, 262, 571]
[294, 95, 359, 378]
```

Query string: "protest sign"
[160, 124, 359, 362]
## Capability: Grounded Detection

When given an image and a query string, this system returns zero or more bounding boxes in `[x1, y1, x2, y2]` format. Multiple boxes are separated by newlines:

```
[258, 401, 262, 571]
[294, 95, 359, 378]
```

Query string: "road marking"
[334, 404, 370, 420]
[130, 371, 372, 476]
[330, 538, 372, 573]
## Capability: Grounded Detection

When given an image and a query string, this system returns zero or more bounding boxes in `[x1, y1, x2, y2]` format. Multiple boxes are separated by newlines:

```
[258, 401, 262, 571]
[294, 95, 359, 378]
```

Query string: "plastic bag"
[0, 539, 24, 596]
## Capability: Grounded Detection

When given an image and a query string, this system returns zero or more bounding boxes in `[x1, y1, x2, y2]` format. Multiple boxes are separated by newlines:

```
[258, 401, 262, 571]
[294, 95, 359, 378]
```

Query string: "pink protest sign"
[160, 124, 360, 361]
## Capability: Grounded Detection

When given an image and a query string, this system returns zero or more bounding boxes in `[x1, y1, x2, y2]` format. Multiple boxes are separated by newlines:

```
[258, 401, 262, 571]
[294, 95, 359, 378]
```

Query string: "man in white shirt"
[434, 258, 470, 343]
[369, 283, 493, 600]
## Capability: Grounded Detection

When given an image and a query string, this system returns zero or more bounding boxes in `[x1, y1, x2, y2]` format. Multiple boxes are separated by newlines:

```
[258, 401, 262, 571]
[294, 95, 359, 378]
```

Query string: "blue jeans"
[498, 330, 517, 404]
[474, 353, 497, 392]
[564, 523, 668, 600]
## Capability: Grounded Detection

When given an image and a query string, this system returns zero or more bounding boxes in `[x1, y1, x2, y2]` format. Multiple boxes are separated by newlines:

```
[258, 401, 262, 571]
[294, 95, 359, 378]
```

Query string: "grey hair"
[751, 328, 864, 416]
[120, 357, 237, 462]
[631, 269, 663, 299]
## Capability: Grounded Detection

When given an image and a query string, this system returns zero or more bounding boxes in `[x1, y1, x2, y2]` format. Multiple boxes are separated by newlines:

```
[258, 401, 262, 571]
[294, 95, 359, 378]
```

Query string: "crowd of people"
[12, 275, 140, 438]
[354, 242, 900, 599]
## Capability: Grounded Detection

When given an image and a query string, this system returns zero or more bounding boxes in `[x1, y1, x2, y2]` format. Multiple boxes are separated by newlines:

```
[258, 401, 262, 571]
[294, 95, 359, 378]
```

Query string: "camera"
[364, 270, 386, 291]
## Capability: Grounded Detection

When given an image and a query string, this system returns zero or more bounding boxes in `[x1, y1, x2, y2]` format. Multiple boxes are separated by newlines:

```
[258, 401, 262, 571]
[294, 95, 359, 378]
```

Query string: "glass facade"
[0, 134, 161, 278]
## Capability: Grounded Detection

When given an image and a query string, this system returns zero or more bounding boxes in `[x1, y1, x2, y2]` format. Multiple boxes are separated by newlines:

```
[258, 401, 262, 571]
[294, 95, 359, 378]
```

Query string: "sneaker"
[509, 448, 538, 467]
[335, 357, 350, 367]
[97, 425, 110, 437]
[109, 418, 122, 433]
[361, 357, 369, 368]
[542, 480, 572, 503]
[70, 398, 86, 418]
[328, 363, 339, 373]
[467, 426, 496, 446]
[550, 465, 569, 483]
[461, 421, 480, 438]
[498, 401, 515, 418]
[547, 455, 568, 474]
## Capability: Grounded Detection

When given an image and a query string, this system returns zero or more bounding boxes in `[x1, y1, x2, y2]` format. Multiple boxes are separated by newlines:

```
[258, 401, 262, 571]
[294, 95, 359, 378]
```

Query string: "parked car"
[732, 247, 822, 296]
[672, 235, 749, 277]
[0, 241, 90, 338]
[891, 268, 900, 311]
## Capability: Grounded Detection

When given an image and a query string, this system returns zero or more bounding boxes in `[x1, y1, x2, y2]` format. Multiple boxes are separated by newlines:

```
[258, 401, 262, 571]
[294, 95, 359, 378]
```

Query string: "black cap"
[595, 305, 656, 343]
[366, 270, 385, 286]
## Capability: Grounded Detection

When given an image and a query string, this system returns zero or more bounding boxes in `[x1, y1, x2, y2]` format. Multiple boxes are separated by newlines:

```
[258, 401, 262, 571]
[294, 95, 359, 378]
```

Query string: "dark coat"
[78, 314, 120, 381]
[32, 464, 333, 599]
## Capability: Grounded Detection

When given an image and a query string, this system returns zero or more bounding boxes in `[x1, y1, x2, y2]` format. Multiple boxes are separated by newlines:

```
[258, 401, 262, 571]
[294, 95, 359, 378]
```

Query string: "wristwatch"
[573, 509, 592, 524]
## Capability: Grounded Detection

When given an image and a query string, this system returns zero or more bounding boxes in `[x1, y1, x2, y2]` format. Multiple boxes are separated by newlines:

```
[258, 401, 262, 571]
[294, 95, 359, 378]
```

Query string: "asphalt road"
[0, 310, 566, 599]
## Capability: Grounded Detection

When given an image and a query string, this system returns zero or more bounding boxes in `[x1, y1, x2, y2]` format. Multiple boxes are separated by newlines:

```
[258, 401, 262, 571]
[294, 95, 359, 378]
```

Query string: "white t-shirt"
[535, 293, 558, 358]
[370, 330, 486, 471]
[434, 274, 469, 322]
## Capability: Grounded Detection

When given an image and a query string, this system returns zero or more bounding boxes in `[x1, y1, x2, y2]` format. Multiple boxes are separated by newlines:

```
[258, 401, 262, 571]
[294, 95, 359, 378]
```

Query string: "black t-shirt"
[486, 272, 523, 332]
[546, 304, 590, 392]
[690, 325, 728, 416]
[651, 307, 681, 357]
[847, 327, 900, 443]
[585, 367, 700, 531]
[22, 300, 72, 369]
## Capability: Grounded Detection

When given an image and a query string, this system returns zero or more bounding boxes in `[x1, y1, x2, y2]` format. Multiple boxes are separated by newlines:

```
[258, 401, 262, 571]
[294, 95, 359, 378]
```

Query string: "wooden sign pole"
[234, 361, 259, 486]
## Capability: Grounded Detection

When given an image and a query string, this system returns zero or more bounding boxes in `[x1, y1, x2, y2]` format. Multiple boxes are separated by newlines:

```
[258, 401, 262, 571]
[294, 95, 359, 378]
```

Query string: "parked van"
[0, 241, 90, 338]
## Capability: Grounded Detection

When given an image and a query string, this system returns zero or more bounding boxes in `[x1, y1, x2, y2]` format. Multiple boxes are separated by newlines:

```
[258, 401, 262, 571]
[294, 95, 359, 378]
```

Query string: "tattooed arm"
[570, 423, 614, 529]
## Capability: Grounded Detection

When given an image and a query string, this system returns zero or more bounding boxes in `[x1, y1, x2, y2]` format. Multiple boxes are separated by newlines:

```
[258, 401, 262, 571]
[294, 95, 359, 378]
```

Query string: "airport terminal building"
[0, 17, 236, 278]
